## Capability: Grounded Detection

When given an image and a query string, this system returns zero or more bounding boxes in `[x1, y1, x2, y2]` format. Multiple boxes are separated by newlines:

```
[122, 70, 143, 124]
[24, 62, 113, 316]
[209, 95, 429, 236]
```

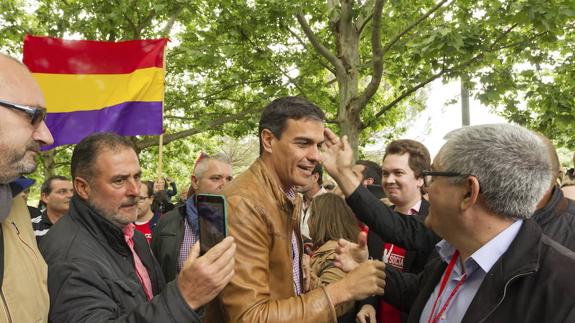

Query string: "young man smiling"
[323, 139, 437, 323]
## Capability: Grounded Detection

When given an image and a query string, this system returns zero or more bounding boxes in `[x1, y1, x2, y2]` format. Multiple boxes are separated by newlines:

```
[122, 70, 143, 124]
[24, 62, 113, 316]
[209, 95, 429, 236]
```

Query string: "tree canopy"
[1, 0, 574, 186]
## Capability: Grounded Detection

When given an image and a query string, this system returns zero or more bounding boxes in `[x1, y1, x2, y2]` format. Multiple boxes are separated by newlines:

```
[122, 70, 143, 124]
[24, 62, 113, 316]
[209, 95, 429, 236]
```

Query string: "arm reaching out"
[334, 231, 369, 272]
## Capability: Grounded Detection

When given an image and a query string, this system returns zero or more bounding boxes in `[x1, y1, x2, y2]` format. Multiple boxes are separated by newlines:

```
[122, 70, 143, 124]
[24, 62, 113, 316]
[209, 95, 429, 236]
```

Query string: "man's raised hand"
[177, 237, 236, 310]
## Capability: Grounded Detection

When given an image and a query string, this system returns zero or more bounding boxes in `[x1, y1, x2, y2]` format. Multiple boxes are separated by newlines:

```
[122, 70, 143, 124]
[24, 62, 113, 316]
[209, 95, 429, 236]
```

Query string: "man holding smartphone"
[205, 96, 386, 323]
[40, 133, 236, 322]
[152, 152, 234, 282]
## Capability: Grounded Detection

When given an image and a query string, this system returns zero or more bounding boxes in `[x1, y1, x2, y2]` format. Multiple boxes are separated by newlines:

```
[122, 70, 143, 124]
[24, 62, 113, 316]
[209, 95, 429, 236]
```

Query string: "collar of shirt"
[313, 187, 327, 198]
[436, 220, 524, 276]
[285, 186, 297, 201]
[392, 199, 422, 216]
[408, 199, 422, 215]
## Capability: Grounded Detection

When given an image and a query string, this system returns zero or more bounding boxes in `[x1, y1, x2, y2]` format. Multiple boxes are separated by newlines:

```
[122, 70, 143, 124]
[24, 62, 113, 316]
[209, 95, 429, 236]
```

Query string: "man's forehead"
[0, 56, 45, 106]
[205, 159, 232, 172]
[93, 147, 140, 172]
[382, 153, 411, 170]
[285, 118, 324, 137]
[52, 179, 73, 187]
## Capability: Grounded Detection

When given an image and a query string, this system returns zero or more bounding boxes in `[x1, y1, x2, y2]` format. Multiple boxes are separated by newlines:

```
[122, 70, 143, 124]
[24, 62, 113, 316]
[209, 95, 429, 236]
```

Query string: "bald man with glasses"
[0, 53, 54, 322]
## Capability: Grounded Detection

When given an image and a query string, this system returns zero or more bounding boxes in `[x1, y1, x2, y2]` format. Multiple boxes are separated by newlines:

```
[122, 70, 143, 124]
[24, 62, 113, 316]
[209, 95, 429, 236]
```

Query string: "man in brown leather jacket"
[205, 96, 386, 322]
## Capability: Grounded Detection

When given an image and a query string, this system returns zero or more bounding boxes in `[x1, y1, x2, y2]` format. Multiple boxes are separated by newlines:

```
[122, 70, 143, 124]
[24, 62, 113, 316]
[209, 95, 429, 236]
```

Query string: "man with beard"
[40, 133, 236, 322]
[0, 53, 53, 322]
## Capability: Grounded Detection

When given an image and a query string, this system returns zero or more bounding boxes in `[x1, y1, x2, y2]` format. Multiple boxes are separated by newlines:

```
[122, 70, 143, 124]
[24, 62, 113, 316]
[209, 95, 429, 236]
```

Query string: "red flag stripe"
[23, 35, 168, 74]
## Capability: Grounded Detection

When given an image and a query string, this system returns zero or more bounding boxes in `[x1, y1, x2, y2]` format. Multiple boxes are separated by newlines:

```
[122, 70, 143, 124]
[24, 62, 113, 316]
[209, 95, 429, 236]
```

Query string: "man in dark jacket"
[152, 152, 233, 282]
[328, 141, 436, 323]
[40, 133, 236, 323]
[32, 175, 73, 242]
[324, 124, 575, 322]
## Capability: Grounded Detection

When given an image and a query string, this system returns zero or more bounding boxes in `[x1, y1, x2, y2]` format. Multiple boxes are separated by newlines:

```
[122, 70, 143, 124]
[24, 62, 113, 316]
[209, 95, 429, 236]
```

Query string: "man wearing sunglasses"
[0, 53, 54, 322]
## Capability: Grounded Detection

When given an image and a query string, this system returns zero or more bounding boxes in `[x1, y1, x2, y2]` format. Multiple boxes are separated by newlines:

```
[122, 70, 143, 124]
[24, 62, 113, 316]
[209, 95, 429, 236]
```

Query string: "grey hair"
[437, 124, 552, 220]
[193, 152, 231, 179]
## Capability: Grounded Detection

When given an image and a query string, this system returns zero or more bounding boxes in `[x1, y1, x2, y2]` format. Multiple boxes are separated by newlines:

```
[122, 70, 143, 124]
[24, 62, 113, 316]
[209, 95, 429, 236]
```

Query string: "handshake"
[307, 231, 386, 318]
[333, 231, 385, 323]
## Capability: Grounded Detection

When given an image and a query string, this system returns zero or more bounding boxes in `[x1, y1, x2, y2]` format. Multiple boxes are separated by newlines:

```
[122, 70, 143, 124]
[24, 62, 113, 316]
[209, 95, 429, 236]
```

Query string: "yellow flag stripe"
[32, 67, 164, 113]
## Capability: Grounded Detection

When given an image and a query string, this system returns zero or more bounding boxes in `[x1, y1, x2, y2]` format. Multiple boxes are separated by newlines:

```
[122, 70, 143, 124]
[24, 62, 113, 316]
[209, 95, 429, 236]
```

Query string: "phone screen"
[196, 194, 227, 255]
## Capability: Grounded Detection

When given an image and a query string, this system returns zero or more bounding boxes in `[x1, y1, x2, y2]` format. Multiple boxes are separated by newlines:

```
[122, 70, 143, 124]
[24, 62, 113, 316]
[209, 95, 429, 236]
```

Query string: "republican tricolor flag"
[23, 35, 167, 150]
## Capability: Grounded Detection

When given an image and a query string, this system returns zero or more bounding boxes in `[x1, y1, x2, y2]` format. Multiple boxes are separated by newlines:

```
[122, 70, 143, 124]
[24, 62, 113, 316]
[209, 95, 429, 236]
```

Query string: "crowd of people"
[2, 50, 575, 323]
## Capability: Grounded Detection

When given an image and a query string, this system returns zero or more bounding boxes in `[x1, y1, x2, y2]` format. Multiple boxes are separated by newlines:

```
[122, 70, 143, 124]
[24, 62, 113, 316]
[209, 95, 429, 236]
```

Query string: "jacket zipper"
[0, 290, 13, 323]
[477, 271, 535, 323]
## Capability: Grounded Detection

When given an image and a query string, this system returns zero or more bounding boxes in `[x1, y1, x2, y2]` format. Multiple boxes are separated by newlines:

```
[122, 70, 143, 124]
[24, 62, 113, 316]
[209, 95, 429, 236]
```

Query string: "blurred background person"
[562, 152, 575, 200]
[135, 180, 158, 243]
[152, 152, 233, 282]
[296, 164, 326, 241]
[32, 175, 73, 242]
[307, 193, 360, 323]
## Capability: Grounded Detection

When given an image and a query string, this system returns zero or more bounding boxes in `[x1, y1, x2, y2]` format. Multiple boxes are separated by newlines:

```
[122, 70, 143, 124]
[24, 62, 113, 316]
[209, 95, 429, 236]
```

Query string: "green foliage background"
[1, 0, 574, 200]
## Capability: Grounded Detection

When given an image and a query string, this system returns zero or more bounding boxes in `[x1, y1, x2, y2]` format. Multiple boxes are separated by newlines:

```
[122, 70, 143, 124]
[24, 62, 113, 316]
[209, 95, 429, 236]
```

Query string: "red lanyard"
[427, 250, 467, 323]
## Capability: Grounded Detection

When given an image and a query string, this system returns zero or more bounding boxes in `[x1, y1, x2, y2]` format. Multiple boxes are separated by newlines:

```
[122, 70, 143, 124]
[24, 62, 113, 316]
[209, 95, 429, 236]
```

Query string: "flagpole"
[157, 42, 167, 183]
[157, 134, 164, 181]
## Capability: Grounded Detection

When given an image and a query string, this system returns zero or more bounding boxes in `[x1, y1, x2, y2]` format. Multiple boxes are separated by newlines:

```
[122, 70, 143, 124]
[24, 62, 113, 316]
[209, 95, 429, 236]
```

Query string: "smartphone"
[196, 194, 228, 255]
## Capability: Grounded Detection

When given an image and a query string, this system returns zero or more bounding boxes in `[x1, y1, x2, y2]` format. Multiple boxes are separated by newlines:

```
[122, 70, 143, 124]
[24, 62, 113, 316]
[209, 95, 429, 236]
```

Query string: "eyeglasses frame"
[0, 99, 47, 126]
[421, 170, 475, 187]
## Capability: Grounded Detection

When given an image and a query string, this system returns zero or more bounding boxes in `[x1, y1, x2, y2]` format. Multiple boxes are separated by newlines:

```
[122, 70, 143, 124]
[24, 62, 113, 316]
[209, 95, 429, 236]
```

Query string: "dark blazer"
[403, 220, 575, 323]
[383, 185, 575, 319]
[40, 197, 199, 323]
[151, 204, 187, 282]
[531, 185, 575, 251]
[346, 185, 437, 274]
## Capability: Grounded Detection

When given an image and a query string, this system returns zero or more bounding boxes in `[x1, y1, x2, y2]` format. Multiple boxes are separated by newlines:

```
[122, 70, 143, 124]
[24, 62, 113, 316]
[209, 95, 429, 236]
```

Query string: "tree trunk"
[334, 0, 361, 160]
[339, 106, 362, 160]
[41, 150, 56, 179]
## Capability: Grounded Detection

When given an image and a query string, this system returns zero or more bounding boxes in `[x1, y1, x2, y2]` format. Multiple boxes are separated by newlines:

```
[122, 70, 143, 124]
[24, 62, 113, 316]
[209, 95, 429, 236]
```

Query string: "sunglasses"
[0, 99, 47, 126]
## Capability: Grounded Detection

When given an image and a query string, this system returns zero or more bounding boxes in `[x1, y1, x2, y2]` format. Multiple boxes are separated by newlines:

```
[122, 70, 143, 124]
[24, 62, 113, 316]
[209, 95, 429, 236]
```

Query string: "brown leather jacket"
[205, 159, 337, 323]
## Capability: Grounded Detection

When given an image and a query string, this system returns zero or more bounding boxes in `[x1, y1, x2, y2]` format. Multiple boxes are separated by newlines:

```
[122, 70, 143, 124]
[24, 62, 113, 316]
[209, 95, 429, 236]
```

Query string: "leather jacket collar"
[249, 158, 299, 217]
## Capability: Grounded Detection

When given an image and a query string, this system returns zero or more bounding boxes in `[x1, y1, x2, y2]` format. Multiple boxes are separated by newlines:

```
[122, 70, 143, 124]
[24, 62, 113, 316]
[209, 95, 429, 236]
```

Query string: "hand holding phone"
[196, 194, 228, 255]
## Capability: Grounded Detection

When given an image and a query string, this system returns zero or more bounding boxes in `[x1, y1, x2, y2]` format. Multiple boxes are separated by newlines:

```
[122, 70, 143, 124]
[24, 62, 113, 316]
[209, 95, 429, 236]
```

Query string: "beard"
[89, 196, 138, 228]
[0, 139, 40, 184]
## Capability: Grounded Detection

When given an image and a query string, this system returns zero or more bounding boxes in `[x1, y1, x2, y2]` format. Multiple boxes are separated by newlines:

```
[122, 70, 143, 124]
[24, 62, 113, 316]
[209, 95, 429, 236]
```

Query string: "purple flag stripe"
[42, 101, 163, 150]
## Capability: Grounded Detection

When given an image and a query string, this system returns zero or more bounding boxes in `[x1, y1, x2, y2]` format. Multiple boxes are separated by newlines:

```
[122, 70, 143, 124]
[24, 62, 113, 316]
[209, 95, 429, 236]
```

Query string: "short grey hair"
[437, 124, 552, 220]
[193, 153, 231, 179]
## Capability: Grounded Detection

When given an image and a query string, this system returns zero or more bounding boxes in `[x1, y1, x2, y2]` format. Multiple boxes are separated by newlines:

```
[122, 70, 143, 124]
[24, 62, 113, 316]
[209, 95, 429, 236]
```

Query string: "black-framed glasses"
[422, 170, 474, 187]
[0, 99, 47, 126]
